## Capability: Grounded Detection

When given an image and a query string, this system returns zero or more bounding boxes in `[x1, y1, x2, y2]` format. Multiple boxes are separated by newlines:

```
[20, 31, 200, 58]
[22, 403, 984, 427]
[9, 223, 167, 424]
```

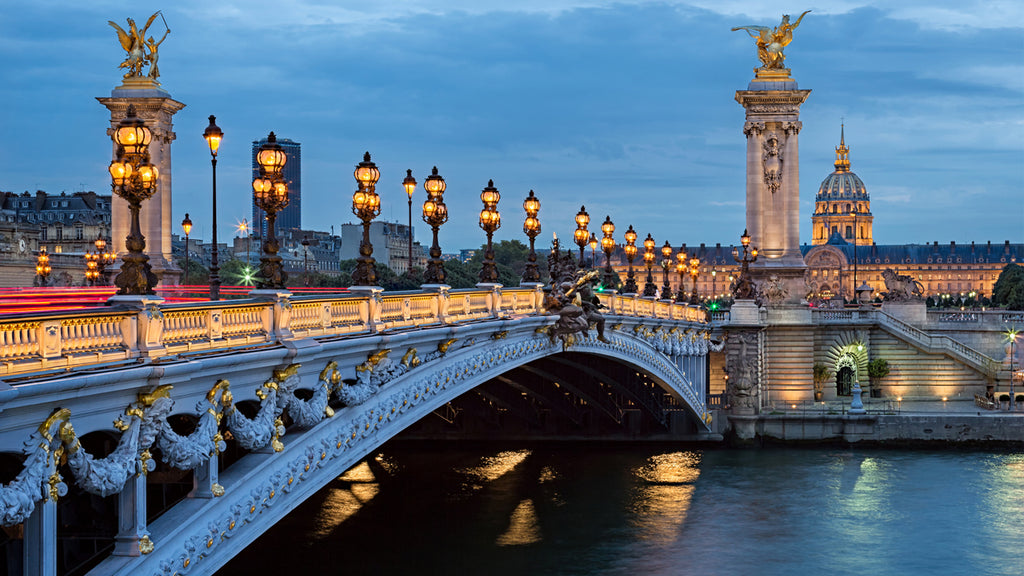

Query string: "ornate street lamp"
[108, 104, 159, 295]
[84, 251, 99, 286]
[422, 166, 448, 284]
[689, 255, 701, 304]
[588, 233, 598, 267]
[522, 190, 541, 283]
[642, 234, 657, 297]
[252, 132, 289, 289]
[622, 225, 638, 294]
[478, 179, 501, 283]
[732, 228, 759, 299]
[600, 216, 616, 289]
[95, 235, 115, 286]
[675, 249, 688, 302]
[574, 205, 590, 268]
[36, 247, 51, 287]
[660, 241, 674, 300]
[351, 152, 382, 286]
[203, 115, 224, 300]
[181, 213, 192, 285]
[403, 169, 417, 273]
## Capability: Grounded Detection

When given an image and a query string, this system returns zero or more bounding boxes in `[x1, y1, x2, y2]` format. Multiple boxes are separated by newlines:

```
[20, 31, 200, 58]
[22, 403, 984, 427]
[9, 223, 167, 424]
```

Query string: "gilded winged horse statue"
[108, 13, 161, 79]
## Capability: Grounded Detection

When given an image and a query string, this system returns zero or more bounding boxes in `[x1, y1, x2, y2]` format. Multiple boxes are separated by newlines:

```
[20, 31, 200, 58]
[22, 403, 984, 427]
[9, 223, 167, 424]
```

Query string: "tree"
[217, 258, 254, 286]
[177, 257, 209, 286]
[993, 263, 1024, 310]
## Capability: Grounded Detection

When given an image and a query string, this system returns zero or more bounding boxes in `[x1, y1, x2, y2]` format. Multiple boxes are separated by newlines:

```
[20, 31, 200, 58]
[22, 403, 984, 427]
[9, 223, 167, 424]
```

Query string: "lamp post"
[237, 219, 251, 268]
[600, 216, 616, 289]
[478, 179, 501, 284]
[181, 213, 192, 285]
[675, 249, 688, 302]
[731, 228, 759, 299]
[351, 152, 382, 286]
[622, 225, 638, 294]
[1008, 328, 1020, 411]
[642, 234, 657, 297]
[588, 233, 598, 268]
[522, 190, 541, 283]
[301, 236, 311, 287]
[660, 241, 674, 300]
[403, 170, 417, 274]
[84, 251, 99, 286]
[422, 167, 448, 285]
[108, 104, 159, 295]
[711, 268, 717, 299]
[95, 235, 115, 286]
[574, 205, 590, 268]
[203, 115, 223, 300]
[689, 255, 701, 304]
[252, 132, 289, 289]
[36, 247, 51, 287]
[675, 252, 688, 302]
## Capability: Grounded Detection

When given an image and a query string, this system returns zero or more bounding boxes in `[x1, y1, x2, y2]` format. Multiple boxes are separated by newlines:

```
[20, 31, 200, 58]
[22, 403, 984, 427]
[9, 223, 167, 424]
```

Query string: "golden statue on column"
[732, 10, 810, 70]
[108, 11, 170, 81]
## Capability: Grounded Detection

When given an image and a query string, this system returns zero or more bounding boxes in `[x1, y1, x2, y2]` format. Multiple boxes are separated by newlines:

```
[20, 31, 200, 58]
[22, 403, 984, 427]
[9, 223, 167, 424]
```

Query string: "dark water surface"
[218, 445, 1024, 576]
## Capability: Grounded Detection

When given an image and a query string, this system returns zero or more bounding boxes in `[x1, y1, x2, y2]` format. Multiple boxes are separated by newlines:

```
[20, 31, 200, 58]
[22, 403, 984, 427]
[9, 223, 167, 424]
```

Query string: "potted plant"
[867, 358, 890, 398]
[813, 362, 832, 402]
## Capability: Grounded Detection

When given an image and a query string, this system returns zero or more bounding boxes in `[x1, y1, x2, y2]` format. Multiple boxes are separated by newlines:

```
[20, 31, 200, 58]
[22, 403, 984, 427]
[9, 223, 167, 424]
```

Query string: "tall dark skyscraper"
[251, 136, 301, 238]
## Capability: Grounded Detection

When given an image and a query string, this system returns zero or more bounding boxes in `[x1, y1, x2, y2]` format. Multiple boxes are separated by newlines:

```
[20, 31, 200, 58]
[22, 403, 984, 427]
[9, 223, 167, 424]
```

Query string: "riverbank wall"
[725, 411, 1024, 446]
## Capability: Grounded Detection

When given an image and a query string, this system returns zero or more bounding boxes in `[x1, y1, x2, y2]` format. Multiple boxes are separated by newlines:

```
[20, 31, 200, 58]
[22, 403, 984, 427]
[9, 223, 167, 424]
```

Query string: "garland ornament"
[155, 380, 230, 470]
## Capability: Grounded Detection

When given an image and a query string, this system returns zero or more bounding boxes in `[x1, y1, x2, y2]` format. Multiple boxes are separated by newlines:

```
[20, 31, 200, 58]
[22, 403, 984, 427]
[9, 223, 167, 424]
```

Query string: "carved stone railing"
[927, 310, 1024, 328]
[0, 285, 702, 380]
[598, 293, 708, 324]
[811, 308, 877, 323]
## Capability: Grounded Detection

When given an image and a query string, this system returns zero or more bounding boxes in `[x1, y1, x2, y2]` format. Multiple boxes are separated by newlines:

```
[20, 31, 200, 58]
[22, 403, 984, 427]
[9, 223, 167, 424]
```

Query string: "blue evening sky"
[1, 1, 1021, 252]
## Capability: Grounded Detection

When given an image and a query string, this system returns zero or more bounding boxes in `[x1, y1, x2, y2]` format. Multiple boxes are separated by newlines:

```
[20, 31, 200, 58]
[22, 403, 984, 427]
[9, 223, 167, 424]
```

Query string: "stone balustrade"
[0, 286, 708, 380]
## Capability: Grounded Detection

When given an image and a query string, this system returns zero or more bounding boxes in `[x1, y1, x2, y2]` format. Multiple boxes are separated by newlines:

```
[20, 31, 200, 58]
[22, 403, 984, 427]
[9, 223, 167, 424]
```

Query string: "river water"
[218, 444, 1024, 576]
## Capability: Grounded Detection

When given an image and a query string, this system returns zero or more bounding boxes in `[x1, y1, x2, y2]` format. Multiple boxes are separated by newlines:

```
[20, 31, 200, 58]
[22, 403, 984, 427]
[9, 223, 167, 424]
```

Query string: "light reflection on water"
[219, 447, 1024, 576]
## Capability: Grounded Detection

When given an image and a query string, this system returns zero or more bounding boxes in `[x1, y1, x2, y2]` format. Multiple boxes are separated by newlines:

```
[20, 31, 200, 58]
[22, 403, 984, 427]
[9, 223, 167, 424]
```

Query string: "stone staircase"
[871, 331, 990, 398]
[875, 310, 1000, 377]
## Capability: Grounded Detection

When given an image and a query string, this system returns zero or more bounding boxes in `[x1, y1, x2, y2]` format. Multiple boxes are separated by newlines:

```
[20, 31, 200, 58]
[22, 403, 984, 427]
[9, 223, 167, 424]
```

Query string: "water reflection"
[630, 451, 701, 544]
[456, 449, 531, 493]
[495, 499, 542, 546]
[308, 460, 380, 540]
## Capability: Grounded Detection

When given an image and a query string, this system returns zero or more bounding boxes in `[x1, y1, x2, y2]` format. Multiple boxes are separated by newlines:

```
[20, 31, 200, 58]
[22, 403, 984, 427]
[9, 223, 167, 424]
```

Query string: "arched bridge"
[0, 285, 715, 576]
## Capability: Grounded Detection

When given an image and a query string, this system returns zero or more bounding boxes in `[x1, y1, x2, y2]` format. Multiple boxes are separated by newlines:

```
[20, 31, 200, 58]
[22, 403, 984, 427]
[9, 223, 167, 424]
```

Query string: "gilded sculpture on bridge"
[732, 10, 810, 70]
[108, 12, 170, 80]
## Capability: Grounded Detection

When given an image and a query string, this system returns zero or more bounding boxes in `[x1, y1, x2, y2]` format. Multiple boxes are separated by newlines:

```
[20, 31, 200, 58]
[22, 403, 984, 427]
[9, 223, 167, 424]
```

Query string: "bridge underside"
[401, 352, 708, 440]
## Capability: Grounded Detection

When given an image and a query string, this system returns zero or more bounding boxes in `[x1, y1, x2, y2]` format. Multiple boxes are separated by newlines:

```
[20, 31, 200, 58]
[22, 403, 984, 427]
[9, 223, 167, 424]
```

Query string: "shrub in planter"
[867, 358, 890, 398]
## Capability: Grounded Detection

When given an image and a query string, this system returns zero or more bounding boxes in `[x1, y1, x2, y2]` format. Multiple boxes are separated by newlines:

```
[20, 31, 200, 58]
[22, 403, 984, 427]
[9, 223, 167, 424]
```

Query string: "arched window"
[845, 225, 853, 239]
[845, 203, 851, 213]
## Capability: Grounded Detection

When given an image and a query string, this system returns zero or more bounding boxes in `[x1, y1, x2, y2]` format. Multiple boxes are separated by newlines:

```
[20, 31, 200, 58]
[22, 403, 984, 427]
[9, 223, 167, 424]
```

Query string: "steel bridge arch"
[96, 322, 710, 575]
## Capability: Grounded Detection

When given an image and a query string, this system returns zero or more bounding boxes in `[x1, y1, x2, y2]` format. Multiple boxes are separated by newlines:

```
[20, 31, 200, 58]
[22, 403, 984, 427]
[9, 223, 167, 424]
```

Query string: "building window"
[75, 227, 83, 240]
[845, 225, 852, 239]
[55, 227, 63, 241]
[54, 245, 62, 254]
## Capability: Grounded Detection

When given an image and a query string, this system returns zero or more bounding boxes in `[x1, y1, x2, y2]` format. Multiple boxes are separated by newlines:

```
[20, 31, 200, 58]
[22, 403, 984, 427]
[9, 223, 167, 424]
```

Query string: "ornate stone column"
[735, 70, 810, 302]
[98, 79, 185, 286]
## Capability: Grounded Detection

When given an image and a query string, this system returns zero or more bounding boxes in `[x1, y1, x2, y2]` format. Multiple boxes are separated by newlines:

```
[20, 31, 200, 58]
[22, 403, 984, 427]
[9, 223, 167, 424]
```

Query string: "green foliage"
[925, 296, 936, 308]
[217, 259, 256, 286]
[867, 358, 890, 380]
[177, 258, 209, 285]
[439, 259, 478, 289]
[812, 362, 832, 391]
[992, 263, 1024, 310]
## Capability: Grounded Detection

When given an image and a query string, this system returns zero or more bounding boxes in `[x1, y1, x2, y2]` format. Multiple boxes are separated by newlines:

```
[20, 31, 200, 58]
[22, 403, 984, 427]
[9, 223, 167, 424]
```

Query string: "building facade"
[251, 136, 301, 237]
[340, 220, 425, 274]
[611, 130, 1020, 302]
